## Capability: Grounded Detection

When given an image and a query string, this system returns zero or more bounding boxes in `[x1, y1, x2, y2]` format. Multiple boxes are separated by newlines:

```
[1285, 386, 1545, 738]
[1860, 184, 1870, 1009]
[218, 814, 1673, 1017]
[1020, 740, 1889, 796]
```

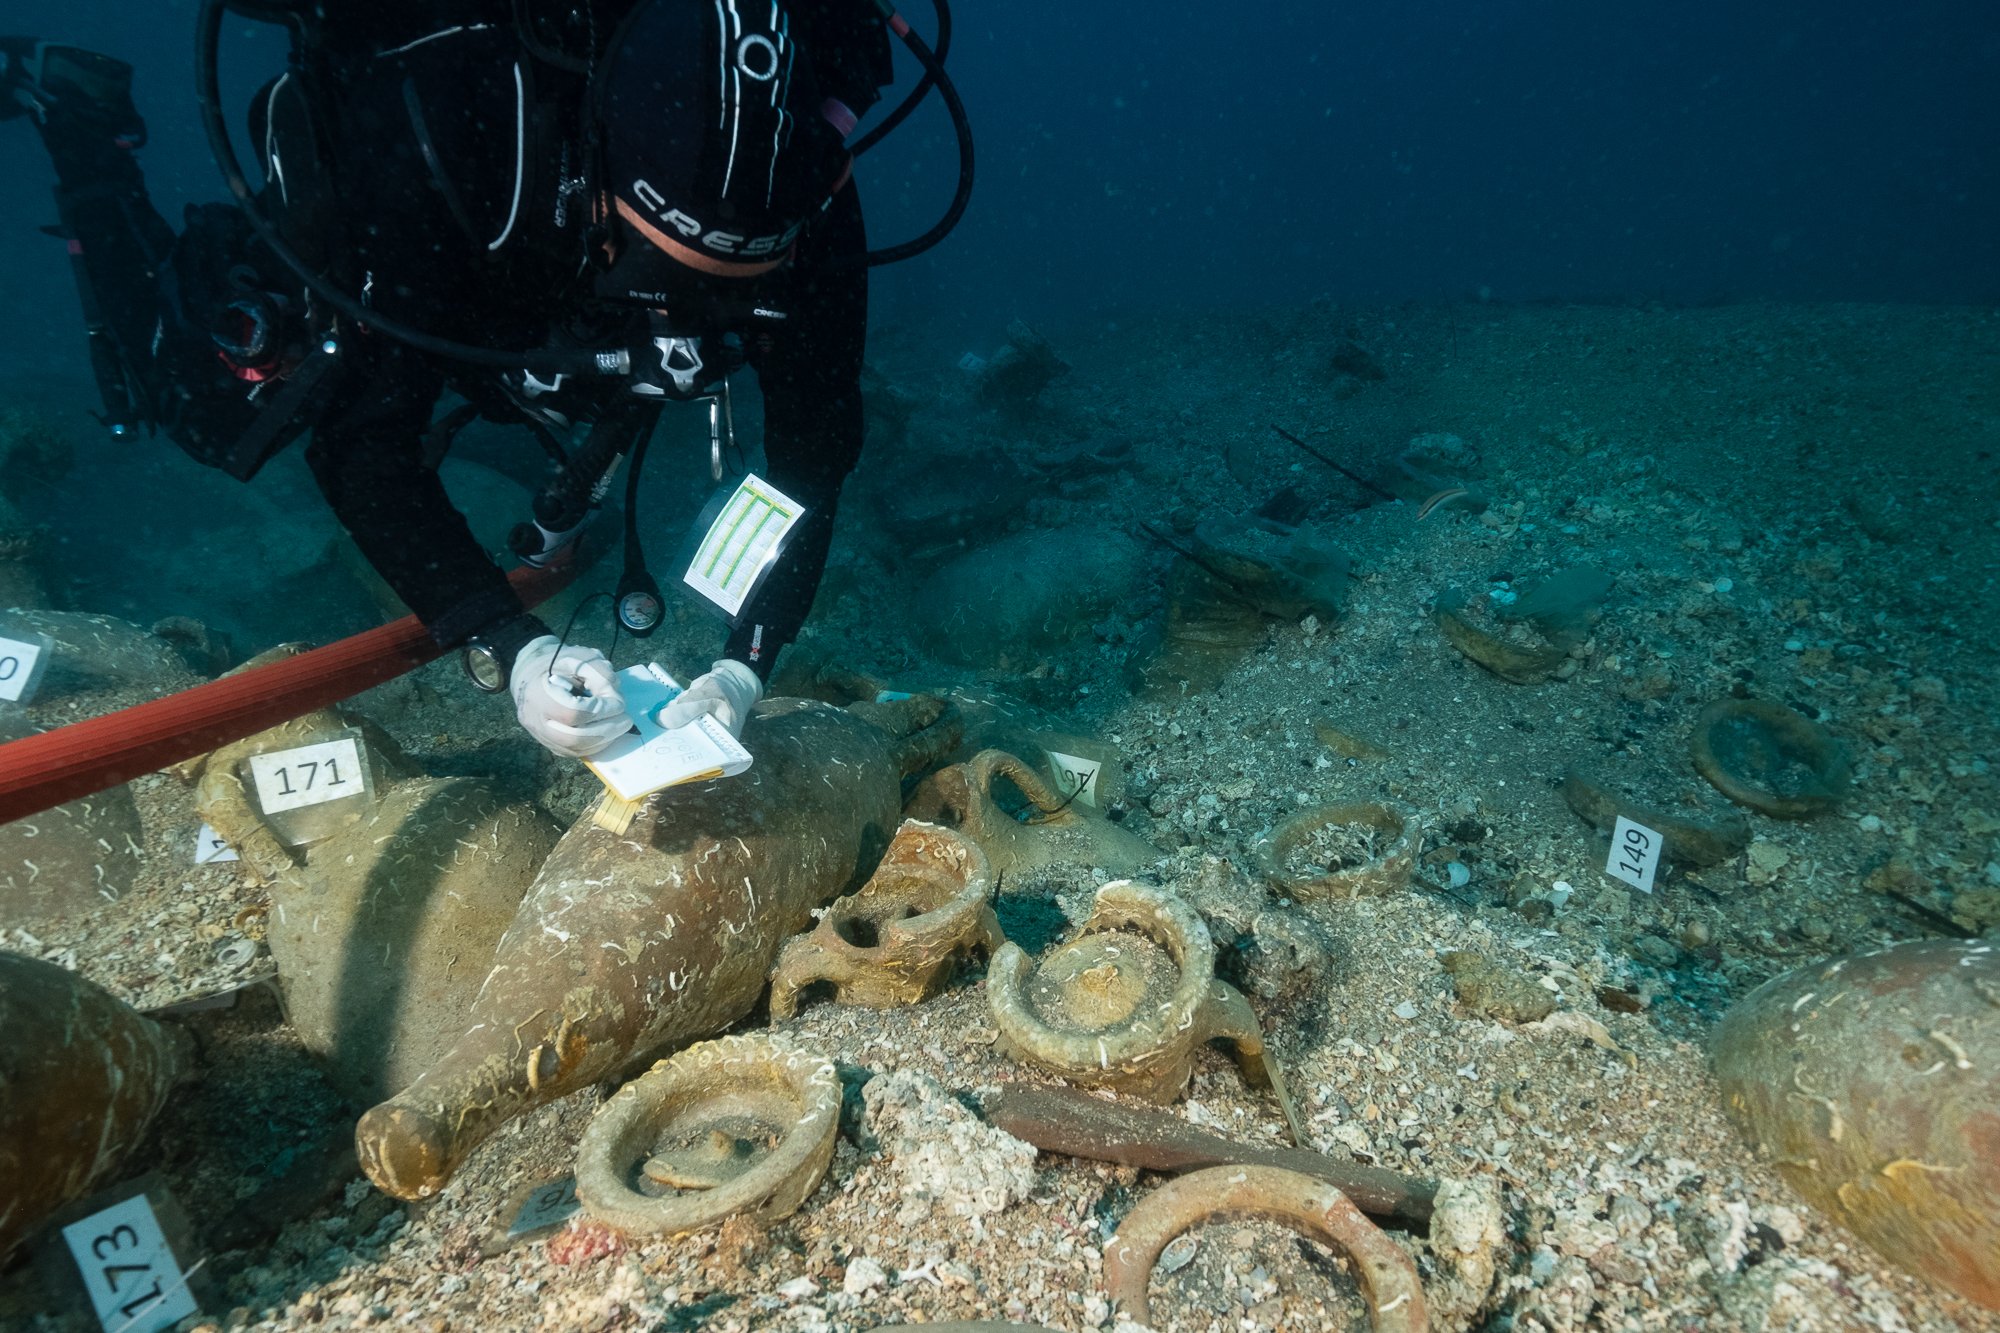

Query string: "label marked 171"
[60, 1194, 198, 1333]
[1606, 815, 1664, 895]
[246, 738, 364, 816]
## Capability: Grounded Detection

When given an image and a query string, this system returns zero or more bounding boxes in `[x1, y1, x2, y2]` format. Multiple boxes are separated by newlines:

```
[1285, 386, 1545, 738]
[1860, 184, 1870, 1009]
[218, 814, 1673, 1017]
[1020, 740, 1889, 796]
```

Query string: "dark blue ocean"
[1, 0, 1995, 379]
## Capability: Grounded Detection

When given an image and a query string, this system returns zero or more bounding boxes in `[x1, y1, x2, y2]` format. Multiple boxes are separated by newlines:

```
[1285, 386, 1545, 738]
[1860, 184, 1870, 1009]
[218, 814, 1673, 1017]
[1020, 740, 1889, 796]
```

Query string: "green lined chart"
[683, 475, 804, 616]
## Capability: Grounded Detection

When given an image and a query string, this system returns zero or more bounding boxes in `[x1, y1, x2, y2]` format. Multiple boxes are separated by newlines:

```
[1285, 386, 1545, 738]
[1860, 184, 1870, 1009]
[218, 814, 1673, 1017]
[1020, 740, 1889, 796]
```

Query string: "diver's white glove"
[510, 635, 632, 759]
[657, 659, 763, 739]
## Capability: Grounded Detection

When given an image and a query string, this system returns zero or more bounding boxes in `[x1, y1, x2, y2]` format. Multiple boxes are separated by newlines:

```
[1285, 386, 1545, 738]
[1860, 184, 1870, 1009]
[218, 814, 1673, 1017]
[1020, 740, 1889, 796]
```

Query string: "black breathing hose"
[861, 0, 974, 268]
[194, 0, 620, 376]
[197, 0, 971, 353]
[850, 0, 949, 158]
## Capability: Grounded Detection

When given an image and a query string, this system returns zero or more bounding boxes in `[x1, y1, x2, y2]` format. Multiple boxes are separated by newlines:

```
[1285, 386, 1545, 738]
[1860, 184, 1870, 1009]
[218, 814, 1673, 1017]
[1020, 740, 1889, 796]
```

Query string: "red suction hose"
[0, 563, 574, 825]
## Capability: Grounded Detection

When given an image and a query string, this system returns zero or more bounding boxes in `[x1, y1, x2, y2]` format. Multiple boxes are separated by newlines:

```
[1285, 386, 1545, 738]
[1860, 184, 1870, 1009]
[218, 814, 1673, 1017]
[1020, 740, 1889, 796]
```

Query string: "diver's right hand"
[510, 636, 633, 759]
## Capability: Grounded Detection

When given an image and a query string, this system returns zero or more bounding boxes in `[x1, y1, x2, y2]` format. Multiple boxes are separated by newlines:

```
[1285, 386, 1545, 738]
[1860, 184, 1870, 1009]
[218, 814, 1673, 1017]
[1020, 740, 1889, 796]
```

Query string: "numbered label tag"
[1046, 749, 1102, 808]
[192, 825, 239, 865]
[61, 1194, 198, 1333]
[1606, 815, 1664, 895]
[507, 1176, 581, 1240]
[246, 738, 365, 816]
[0, 630, 54, 705]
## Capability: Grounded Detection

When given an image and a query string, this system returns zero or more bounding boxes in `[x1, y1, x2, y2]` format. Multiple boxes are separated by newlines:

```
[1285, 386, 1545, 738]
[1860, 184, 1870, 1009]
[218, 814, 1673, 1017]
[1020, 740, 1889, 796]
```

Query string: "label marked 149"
[1606, 815, 1664, 895]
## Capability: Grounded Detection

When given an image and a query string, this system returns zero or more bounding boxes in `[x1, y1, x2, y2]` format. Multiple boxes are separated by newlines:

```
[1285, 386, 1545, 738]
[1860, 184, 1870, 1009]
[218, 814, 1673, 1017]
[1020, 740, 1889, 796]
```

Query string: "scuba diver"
[0, 0, 968, 758]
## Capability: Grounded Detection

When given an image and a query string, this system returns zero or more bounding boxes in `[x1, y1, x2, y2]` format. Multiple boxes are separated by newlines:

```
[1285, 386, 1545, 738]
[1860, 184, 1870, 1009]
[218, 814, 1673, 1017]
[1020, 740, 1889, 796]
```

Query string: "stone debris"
[1440, 949, 1558, 1024]
[859, 1069, 1038, 1226]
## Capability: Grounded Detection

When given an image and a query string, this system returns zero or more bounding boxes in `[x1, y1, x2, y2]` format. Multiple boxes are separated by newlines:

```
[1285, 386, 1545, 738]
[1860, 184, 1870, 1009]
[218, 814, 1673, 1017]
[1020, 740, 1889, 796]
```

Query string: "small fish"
[1416, 486, 1469, 520]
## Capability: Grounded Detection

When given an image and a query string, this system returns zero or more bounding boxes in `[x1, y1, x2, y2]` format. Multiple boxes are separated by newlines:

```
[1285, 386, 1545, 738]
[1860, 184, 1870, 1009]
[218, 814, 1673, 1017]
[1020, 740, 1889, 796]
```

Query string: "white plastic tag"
[957, 351, 988, 373]
[1606, 815, 1663, 894]
[683, 474, 805, 618]
[246, 737, 365, 815]
[0, 630, 54, 704]
[61, 1194, 199, 1333]
[584, 665, 754, 803]
[1046, 749, 1102, 808]
[507, 1176, 581, 1239]
[192, 825, 239, 865]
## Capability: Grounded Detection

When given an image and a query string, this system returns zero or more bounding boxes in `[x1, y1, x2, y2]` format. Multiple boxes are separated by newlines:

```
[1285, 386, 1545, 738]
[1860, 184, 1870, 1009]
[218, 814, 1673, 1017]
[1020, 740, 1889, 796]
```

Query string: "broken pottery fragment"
[1561, 763, 1751, 867]
[1448, 592, 1568, 684]
[1690, 698, 1850, 818]
[1441, 950, 1557, 1024]
[0, 953, 194, 1264]
[865, 1325, 1060, 1333]
[1373, 433, 1489, 518]
[905, 748, 1162, 881]
[575, 1035, 839, 1237]
[1104, 1165, 1429, 1331]
[1184, 517, 1351, 621]
[1257, 801, 1418, 900]
[0, 717, 145, 930]
[972, 319, 1069, 412]
[770, 820, 1002, 1018]
[986, 881, 1302, 1143]
[1312, 717, 1392, 762]
[983, 1084, 1437, 1229]
[918, 686, 1126, 810]
[1712, 938, 2000, 1309]
[356, 695, 959, 1201]
[1180, 856, 1335, 1003]
[1502, 566, 1614, 645]
[1135, 516, 1349, 695]
[770, 658, 1128, 811]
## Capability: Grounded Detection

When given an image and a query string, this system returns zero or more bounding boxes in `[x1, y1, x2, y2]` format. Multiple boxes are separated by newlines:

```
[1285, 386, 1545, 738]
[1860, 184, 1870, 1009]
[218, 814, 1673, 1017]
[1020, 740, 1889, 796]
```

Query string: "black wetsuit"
[26, 1, 888, 679]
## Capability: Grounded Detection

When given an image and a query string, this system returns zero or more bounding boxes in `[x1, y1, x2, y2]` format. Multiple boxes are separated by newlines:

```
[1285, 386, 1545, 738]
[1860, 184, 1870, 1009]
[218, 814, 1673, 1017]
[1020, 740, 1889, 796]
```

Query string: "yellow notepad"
[582, 664, 754, 804]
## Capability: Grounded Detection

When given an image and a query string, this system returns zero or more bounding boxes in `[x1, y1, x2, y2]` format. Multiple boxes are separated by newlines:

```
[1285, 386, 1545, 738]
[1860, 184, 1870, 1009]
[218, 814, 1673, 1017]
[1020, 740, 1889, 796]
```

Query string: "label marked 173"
[246, 738, 363, 816]
[60, 1193, 198, 1333]
[1046, 750, 1102, 808]
[1606, 815, 1664, 895]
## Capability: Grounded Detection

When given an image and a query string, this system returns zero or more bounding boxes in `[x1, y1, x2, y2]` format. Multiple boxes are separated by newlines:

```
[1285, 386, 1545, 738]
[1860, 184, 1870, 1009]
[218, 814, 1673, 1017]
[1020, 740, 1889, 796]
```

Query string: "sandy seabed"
[4, 299, 1998, 1332]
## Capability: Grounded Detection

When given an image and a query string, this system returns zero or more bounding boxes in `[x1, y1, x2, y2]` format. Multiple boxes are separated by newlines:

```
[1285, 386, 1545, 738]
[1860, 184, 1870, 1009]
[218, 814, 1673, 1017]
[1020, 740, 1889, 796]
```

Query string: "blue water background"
[0, 0, 1994, 375]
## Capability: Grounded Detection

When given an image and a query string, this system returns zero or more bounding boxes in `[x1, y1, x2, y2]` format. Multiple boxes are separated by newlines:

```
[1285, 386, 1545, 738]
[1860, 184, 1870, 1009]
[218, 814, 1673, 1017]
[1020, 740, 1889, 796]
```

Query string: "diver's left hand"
[657, 659, 763, 739]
